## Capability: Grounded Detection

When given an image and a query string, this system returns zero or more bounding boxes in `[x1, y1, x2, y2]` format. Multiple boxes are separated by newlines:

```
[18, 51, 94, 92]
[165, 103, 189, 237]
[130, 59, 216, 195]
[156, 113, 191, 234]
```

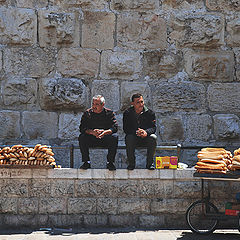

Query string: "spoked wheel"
[186, 200, 219, 234]
[238, 215, 240, 232]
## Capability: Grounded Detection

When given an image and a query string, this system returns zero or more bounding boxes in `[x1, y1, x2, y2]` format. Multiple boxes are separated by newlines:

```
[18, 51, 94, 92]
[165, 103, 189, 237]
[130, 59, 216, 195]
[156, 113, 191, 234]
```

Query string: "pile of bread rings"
[0, 144, 58, 167]
[228, 148, 240, 171]
[195, 148, 233, 174]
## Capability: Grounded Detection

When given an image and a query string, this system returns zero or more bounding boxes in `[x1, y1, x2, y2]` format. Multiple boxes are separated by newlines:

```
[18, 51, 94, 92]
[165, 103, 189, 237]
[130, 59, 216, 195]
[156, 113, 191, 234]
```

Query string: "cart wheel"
[186, 200, 219, 234]
[238, 216, 240, 232]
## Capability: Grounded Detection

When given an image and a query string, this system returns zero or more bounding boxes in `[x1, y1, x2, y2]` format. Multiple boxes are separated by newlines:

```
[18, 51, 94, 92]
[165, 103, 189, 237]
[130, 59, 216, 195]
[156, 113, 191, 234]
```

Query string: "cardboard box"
[155, 156, 178, 169]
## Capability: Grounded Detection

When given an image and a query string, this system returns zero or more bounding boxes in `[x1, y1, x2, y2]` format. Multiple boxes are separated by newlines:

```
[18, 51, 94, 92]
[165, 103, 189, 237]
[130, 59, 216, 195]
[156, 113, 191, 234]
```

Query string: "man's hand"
[98, 129, 112, 138]
[136, 128, 147, 138]
[86, 129, 112, 138]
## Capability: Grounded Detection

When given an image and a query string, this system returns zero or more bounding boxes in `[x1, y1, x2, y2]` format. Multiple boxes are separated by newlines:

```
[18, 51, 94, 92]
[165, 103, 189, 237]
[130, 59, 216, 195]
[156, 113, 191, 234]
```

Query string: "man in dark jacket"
[123, 93, 157, 170]
[79, 95, 118, 170]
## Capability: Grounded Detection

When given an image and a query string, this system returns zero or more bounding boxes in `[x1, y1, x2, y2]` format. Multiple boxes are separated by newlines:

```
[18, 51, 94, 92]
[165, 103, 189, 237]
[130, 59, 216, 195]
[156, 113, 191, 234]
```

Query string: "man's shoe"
[127, 165, 135, 170]
[146, 164, 155, 170]
[107, 162, 116, 171]
[80, 162, 91, 170]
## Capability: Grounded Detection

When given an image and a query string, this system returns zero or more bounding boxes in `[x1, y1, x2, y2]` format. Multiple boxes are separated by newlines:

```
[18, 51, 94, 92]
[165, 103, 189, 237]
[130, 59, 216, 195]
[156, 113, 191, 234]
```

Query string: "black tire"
[238, 215, 240, 232]
[186, 200, 219, 234]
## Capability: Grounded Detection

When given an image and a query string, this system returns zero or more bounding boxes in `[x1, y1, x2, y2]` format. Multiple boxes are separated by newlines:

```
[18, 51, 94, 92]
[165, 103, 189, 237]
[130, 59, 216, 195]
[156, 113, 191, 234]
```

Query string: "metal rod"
[70, 144, 74, 168]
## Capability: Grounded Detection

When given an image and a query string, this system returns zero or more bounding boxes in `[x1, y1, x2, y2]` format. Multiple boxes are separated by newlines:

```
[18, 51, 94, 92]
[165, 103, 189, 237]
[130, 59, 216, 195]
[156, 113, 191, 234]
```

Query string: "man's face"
[132, 96, 144, 114]
[92, 98, 104, 113]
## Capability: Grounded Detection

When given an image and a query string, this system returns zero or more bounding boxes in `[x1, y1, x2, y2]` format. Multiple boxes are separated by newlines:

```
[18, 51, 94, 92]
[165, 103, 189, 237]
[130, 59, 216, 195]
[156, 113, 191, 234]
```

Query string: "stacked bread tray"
[0, 144, 59, 168]
[229, 148, 240, 171]
[195, 148, 232, 174]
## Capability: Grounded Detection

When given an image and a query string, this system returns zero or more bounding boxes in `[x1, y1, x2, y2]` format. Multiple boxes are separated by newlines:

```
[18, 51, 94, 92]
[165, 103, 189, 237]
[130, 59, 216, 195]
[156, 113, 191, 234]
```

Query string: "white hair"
[92, 95, 105, 104]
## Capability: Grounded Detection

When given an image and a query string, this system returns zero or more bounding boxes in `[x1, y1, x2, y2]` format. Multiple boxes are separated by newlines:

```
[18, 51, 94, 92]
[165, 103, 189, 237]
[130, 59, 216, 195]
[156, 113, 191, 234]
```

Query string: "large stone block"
[143, 50, 183, 79]
[18, 198, 38, 214]
[100, 50, 142, 80]
[117, 13, 167, 50]
[115, 114, 124, 142]
[206, 0, 240, 12]
[29, 179, 51, 198]
[170, 13, 224, 48]
[184, 114, 212, 142]
[0, 111, 20, 139]
[58, 113, 82, 139]
[158, 115, 184, 141]
[38, 10, 80, 47]
[39, 198, 67, 214]
[4, 47, 56, 78]
[118, 198, 150, 214]
[208, 83, 240, 112]
[96, 198, 118, 214]
[174, 181, 201, 199]
[120, 82, 151, 111]
[75, 180, 109, 198]
[49, 0, 108, 9]
[91, 80, 120, 112]
[108, 180, 139, 198]
[2, 77, 38, 110]
[68, 198, 97, 214]
[57, 48, 100, 78]
[83, 215, 107, 227]
[110, 0, 158, 10]
[162, 0, 204, 9]
[39, 77, 89, 111]
[22, 111, 58, 139]
[234, 48, 240, 81]
[108, 215, 139, 227]
[152, 81, 206, 113]
[226, 17, 240, 47]
[0, 198, 17, 214]
[138, 180, 155, 198]
[16, 0, 47, 8]
[213, 114, 240, 140]
[51, 180, 74, 197]
[139, 215, 165, 228]
[0, 7, 37, 45]
[1, 179, 28, 197]
[0, 51, 2, 71]
[184, 50, 235, 82]
[154, 180, 174, 198]
[82, 11, 115, 49]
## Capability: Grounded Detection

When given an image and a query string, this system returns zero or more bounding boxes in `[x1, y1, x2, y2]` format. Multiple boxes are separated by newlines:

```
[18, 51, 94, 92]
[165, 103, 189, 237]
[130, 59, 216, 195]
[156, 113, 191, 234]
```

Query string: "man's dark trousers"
[79, 134, 118, 163]
[125, 134, 157, 167]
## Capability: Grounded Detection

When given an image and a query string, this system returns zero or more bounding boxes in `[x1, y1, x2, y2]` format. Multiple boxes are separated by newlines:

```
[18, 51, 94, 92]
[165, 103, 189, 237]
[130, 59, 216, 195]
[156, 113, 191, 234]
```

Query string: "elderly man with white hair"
[78, 95, 118, 171]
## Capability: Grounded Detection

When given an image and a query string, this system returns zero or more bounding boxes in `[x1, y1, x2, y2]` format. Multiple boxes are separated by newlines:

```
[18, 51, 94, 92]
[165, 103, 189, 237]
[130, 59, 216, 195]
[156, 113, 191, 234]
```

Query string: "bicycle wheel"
[186, 200, 219, 234]
[238, 215, 240, 232]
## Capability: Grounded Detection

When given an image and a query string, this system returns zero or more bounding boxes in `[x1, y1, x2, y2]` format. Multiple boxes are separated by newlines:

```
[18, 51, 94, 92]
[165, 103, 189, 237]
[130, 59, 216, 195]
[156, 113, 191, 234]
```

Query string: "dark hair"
[131, 93, 143, 102]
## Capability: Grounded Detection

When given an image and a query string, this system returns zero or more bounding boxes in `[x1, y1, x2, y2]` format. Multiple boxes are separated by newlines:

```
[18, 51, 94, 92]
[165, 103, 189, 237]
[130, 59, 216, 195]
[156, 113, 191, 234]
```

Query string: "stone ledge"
[0, 168, 195, 179]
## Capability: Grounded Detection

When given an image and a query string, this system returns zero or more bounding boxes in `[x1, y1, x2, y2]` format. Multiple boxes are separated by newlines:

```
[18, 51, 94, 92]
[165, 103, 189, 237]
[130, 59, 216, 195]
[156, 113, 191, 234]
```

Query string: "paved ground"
[0, 228, 239, 240]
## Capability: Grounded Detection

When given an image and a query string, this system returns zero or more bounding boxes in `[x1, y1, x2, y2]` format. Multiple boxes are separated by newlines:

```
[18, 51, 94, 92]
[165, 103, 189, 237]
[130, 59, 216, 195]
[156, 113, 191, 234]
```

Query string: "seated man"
[123, 93, 157, 170]
[78, 95, 118, 171]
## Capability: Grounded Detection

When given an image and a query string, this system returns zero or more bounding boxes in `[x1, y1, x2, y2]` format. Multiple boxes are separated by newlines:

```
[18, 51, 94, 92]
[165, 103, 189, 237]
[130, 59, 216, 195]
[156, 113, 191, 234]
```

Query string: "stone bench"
[67, 144, 182, 168]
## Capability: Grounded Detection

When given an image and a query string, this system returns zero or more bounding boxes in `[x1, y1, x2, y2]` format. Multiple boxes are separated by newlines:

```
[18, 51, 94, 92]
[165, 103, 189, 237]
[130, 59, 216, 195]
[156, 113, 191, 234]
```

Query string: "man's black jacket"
[123, 106, 156, 136]
[80, 107, 118, 134]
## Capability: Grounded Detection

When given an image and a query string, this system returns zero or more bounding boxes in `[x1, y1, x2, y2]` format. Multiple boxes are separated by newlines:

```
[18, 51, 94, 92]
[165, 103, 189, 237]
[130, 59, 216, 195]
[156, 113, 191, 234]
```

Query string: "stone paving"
[0, 228, 239, 240]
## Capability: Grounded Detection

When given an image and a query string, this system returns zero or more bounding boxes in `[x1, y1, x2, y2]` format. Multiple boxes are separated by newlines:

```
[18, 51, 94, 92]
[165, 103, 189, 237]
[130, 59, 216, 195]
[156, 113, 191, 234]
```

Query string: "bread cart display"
[0, 144, 59, 168]
[186, 147, 240, 234]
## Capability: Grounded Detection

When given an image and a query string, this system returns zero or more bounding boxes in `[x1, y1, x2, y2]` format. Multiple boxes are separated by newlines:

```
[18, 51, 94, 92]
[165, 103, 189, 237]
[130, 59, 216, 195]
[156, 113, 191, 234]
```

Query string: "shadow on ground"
[0, 227, 239, 240]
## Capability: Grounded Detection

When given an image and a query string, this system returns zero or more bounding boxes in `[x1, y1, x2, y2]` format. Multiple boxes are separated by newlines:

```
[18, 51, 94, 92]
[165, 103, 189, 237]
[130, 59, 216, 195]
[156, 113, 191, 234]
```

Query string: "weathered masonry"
[0, 0, 239, 168]
[0, 168, 238, 229]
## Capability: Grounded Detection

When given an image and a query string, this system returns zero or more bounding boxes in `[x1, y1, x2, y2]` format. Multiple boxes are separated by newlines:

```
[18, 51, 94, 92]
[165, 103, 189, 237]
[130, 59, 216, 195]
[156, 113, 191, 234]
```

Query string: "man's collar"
[130, 105, 148, 114]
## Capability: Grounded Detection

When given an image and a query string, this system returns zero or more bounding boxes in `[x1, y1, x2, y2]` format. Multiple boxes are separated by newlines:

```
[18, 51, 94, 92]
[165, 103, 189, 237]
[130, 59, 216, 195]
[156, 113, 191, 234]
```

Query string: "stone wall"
[0, 168, 237, 229]
[0, 0, 239, 167]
